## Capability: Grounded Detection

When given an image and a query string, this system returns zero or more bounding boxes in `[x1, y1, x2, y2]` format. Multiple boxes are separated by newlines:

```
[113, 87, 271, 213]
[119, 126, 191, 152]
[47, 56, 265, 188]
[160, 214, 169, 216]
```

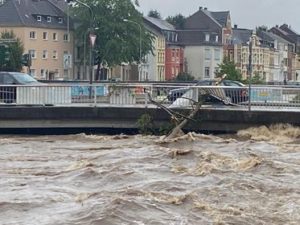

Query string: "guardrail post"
[93, 85, 97, 106]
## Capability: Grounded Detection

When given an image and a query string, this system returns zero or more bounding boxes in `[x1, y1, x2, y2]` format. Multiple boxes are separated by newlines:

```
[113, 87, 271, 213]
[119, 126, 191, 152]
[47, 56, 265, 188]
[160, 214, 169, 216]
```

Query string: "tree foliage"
[216, 57, 242, 81]
[166, 14, 186, 29]
[0, 30, 24, 72]
[69, 0, 154, 79]
[147, 10, 161, 19]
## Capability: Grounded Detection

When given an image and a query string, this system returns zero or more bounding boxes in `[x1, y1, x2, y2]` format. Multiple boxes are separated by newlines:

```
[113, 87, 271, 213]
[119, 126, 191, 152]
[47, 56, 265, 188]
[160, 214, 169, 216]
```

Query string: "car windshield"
[11, 73, 38, 84]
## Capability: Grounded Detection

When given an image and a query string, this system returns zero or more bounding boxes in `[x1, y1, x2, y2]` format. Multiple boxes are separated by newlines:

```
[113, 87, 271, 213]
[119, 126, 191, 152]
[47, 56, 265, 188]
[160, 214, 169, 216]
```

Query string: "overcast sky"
[138, 0, 300, 32]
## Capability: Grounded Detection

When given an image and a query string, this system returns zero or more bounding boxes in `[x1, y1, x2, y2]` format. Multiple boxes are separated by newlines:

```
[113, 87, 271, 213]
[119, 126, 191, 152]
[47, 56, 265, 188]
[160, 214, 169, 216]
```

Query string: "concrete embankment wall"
[0, 106, 299, 134]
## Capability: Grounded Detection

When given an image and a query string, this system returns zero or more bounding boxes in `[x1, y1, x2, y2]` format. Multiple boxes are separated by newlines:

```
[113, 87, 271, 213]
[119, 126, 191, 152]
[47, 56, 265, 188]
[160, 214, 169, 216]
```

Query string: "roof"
[210, 11, 230, 27]
[144, 16, 175, 31]
[280, 24, 299, 36]
[266, 31, 292, 44]
[0, 0, 72, 30]
[232, 28, 252, 44]
[184, 8, 230, 30]
[178, 30, 222, 46]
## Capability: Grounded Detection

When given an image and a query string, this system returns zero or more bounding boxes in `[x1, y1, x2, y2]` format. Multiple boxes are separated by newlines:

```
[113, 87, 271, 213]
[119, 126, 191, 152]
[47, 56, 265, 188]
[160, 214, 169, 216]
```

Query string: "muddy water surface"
[0, 125, 299, 225]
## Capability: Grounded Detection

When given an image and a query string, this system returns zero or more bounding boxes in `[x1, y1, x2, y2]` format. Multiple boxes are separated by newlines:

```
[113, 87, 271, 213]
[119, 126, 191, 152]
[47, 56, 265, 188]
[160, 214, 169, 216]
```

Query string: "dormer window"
[215, 35, 219, 42]
[37, 15, 42, 22]
[47, 16, 51, 22]
[205, 34, 210, 42]
[58, 18, 63, 23]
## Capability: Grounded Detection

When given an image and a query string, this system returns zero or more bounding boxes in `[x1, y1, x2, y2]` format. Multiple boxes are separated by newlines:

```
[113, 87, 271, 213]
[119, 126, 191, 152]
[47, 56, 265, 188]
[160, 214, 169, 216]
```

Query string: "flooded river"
[0, 124, 299, 225]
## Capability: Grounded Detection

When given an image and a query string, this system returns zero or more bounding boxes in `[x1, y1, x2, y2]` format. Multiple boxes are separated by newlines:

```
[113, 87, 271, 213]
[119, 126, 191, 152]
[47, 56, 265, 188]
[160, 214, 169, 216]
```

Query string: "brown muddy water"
[0, 124, 299, 225]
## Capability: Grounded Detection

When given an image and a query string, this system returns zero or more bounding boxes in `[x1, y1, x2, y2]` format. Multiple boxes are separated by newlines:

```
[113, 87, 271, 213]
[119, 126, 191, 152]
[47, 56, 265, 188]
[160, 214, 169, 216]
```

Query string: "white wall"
[184, 46, 223, 80]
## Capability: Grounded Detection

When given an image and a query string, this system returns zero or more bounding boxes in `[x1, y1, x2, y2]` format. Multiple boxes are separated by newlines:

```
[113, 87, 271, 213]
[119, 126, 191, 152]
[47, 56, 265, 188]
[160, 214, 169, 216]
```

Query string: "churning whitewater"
[0, 125, 299, 225]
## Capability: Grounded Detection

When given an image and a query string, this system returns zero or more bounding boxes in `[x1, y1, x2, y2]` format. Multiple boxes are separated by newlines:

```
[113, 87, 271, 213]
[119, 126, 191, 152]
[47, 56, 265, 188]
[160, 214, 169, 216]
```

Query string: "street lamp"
[248, 31, 254, 111]
[123, 19, 142, 81]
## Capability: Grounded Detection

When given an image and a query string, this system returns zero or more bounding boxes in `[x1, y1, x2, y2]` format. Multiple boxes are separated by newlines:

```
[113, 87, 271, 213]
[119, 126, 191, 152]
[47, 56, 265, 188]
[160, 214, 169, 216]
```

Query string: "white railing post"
[93, 85, 97, 106]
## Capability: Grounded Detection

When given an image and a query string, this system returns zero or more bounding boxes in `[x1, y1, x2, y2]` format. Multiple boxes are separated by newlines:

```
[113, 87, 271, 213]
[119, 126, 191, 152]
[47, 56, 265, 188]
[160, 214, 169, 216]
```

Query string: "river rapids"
[0, 124, 299, 225]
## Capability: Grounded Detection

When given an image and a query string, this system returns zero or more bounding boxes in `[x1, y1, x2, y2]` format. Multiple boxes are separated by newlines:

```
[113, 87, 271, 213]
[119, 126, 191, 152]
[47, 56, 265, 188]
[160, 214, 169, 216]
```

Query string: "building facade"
[0, 0, 74, 80]
[179, 7, 230, 80]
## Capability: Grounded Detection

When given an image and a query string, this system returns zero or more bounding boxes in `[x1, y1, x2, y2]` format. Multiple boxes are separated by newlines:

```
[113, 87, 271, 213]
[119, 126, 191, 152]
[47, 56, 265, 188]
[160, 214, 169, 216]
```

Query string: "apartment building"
[270, 25, 299, 81]
[179, 7, 230, 80]
[143, 17, 167, 81]
[0, 0, 74, 80]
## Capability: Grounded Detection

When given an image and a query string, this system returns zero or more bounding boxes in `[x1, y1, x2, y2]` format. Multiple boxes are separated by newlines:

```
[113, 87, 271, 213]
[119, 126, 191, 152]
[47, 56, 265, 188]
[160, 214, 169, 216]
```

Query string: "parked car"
[167, 79, 248, 104]
[0, 72, 42, 103]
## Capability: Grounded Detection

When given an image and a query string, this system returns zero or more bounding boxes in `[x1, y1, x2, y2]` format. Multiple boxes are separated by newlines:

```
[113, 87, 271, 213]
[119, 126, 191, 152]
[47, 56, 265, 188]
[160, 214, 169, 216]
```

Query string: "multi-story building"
[179, 7, 231, 80]
[143, 17, 167, 81]
[226, 26, 293, 83]
[270, 25, 299, 81]
[0, 0, 74, 80]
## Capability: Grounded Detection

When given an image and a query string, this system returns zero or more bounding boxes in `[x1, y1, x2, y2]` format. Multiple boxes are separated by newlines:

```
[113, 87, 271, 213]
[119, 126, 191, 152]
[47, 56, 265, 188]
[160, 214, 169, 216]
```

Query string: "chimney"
[204, 7, 208, 10]
[234, 24, 238, 29]
[199, 6, 203, 10]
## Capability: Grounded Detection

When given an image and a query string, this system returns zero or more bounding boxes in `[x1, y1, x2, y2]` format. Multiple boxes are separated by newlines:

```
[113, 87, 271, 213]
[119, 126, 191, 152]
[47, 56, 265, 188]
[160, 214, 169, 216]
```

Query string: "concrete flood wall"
[0, 106, 300, 134]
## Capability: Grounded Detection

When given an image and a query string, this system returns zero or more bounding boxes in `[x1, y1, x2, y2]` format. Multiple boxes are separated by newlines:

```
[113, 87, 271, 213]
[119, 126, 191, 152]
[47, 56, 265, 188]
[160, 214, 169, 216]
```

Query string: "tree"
[0, 31, 24, 72]
[147, 9, 161, 19]
[175, 72, 195, 81]
[69, 0, 154, 80]
[216, 57, 242, 81]
[166, 14, 186, 29]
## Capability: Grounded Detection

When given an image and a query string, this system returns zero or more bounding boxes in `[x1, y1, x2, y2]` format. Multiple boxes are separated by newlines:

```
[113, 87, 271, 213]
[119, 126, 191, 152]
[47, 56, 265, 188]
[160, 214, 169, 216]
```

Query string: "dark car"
[0, 72, 42, 103]
[167, 79, 248, 104]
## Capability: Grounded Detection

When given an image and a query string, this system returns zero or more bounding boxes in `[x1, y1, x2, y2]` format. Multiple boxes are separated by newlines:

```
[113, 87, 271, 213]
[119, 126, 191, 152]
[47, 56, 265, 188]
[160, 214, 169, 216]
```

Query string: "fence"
[1, 83, 300, 111]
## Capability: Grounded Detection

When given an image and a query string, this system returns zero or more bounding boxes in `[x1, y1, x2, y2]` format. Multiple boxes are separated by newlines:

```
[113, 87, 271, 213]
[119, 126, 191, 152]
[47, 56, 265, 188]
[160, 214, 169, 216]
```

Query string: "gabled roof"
[144, 16, 175, 31]
[210, 11, 230, 27]
[280, 24, 299, 36]
[0, 0, 72, 29]
[184, 8, 230, 30]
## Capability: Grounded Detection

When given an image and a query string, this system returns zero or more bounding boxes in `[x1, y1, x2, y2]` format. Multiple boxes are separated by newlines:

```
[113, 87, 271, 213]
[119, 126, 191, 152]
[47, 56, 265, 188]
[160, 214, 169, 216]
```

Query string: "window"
[205, 34, 210, 42]
[215, 35, 219, 42]
[64, 69, 68, 77]
[43, 32, 48, 40]
[42, 50, 48, 59]
[41, 69, 46, 78]
[205, 49, 211, 60]
[58, 18, 63, 23]
[215, 67, 219, 76]
[29, 49, 36, 59]
[30, 69, 36, 77]
[53, 33, 57, 41]
[29, 31, 36, 39]
[37, 15, 41, 22]
[63, 34, 69, 41]
[214, 49, 221, 60]
[172, 50, 175, 61]
[205, 67, 210, 78]
[47, 16, 51, 22]
[3, 74, 14, 84]
[52, 50, 58, 59]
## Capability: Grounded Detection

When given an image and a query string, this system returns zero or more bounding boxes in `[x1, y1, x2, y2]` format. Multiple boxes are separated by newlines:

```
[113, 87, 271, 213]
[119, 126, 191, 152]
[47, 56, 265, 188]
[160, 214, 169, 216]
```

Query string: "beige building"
[0, 0, 74, 80]
[143, 17, 166, 81]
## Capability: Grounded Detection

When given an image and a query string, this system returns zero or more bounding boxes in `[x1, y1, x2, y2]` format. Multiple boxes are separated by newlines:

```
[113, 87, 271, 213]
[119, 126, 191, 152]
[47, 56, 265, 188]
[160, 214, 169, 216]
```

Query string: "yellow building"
[0, 0, 74, 80]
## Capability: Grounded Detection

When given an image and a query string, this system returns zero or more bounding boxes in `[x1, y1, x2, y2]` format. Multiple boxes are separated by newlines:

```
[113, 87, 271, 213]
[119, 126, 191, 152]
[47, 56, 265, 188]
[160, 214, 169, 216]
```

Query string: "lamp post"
[248, 32, 254, 111]
[123, 19, 142, 81]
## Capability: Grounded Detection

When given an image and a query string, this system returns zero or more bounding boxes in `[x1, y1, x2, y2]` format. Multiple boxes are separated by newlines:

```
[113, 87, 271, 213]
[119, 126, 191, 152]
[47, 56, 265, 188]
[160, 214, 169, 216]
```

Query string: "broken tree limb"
[164, 102, 201, 140]
[145, 90, 201, 140]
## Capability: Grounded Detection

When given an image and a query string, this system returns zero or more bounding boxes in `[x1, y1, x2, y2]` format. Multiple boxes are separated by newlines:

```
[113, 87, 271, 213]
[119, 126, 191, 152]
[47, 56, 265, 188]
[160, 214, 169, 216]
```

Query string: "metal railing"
[1, 83, 300, 111]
